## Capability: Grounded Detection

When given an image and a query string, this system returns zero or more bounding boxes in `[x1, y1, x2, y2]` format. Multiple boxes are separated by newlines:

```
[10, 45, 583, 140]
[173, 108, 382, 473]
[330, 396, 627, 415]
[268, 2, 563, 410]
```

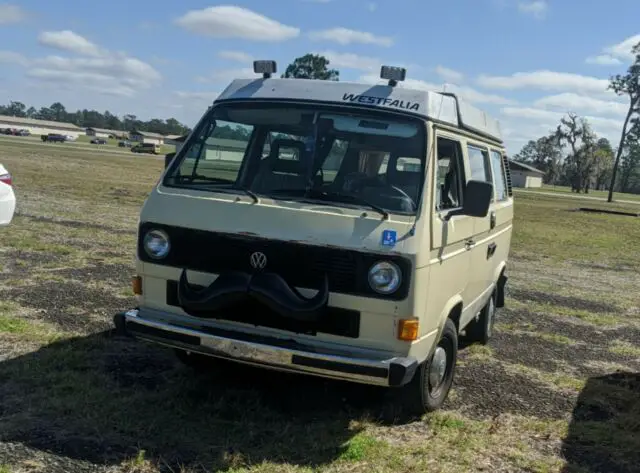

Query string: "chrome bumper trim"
[115, 309, 418, 387]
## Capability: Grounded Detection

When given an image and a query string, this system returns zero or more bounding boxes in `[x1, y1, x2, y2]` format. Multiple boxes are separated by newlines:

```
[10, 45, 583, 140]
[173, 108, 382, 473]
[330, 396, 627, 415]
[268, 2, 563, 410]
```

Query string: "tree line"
[514, 42, 640, 197]
[513, 113, 640, 194]
[0, 101, 191, 136]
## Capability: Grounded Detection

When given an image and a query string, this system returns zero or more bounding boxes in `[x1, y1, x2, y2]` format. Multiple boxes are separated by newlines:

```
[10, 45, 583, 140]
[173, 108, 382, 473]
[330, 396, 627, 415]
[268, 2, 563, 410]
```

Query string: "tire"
[396, 318, 458, 419]
[465, 291, 497, 345]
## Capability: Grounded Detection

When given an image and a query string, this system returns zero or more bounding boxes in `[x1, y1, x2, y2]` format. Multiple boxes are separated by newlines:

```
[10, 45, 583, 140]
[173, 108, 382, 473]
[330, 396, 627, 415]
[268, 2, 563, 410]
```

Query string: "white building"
[509, 159, 544, 188]
[86, 127, 127, 139]
[130, 130, 165, 145]
[0, 115, 83, 139]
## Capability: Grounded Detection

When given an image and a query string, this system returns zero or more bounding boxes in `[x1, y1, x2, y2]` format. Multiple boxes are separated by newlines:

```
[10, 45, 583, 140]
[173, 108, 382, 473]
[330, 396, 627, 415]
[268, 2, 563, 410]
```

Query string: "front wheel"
[396, 318, 458, 419]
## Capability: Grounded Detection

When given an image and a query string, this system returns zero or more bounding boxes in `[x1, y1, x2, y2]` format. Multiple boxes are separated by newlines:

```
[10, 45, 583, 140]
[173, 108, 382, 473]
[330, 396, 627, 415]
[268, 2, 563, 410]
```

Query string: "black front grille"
[138, 222, 411, 300]
[166, 280, 360, 338]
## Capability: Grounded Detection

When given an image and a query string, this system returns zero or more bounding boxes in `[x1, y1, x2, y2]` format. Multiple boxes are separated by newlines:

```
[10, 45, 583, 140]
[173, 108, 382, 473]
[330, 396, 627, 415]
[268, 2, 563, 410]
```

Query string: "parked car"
[131, 143, 159, 154]
[41, 133, 66, 143]
[0, 163, 16, 226]
[91, 138, 107, 145]
[118, 140, 132, 148]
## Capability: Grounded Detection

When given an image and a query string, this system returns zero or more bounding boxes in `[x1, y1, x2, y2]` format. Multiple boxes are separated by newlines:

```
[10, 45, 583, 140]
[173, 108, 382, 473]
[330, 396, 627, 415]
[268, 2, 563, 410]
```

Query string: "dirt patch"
[510, 288, 618, 314]
[0, 281, 135, 332]
[16, 212, 136, 235]
[55, 263, 134, 285]
[448, 356, 576, 420]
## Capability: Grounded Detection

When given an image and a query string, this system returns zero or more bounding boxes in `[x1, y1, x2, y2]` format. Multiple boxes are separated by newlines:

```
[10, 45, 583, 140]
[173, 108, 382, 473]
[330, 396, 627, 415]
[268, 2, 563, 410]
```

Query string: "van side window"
[436, 137, 465, 211]
[490, 150, 508, 201]
[467, 145, 492, 183]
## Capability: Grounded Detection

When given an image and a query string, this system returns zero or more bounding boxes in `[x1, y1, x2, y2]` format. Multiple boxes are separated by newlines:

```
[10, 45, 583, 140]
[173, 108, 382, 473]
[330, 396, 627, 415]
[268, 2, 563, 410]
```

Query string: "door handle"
[465, 238, 475, 249]
[487, 242, 497, 259]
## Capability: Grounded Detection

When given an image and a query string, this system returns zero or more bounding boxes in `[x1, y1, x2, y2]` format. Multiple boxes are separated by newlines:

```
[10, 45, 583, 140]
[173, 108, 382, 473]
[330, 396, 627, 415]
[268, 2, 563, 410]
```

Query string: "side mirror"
[444, 180, 493, 220]
[164, 152, 176, 169]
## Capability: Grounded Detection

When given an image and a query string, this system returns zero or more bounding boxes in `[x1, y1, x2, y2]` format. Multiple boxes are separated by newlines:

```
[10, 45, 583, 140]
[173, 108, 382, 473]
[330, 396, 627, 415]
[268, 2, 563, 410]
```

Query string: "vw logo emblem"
[249, 251, 267, 270]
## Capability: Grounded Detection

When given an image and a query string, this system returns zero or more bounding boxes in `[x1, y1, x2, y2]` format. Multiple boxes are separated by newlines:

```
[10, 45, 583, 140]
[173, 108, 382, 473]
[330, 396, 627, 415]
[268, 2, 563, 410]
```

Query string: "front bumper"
[114, 309, 418, 387]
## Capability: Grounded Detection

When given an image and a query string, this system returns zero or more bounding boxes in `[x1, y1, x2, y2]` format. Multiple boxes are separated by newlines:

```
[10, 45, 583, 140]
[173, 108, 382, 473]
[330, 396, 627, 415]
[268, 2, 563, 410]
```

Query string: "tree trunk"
[608, 101, 635, 202]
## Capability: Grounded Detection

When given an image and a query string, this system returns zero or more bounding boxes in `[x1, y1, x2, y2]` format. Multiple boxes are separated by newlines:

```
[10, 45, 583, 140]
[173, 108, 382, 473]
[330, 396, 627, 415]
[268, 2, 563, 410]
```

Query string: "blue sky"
[1, 0, 639, 154]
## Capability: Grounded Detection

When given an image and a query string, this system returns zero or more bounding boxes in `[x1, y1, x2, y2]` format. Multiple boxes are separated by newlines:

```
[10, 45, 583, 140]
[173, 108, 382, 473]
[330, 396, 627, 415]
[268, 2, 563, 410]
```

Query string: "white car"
[0, 164, 16, 226]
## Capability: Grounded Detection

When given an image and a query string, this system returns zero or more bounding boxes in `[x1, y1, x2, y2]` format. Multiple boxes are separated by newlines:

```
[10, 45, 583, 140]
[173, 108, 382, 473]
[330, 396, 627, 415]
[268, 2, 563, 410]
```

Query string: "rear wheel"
[395, 318, 458, 419]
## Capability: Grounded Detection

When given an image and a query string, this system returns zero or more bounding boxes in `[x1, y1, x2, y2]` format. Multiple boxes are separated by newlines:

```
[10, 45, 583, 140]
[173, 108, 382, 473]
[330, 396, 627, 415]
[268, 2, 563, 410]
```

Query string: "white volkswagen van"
[115, 61, 513, 416]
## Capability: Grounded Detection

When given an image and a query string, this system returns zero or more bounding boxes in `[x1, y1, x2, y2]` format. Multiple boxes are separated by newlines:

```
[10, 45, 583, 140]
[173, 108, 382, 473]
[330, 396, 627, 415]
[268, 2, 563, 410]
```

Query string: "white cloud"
[196, 67, 255, 84]
[435, 65, 464, 83]
[585, 55, 622, 66]
[517, 1, 548, 19]
[501, 106, 623, 133]
[318, 51, 380, 71]
[38, 30, 103, 57]
[0, 4, 25, 24]
[308, 27, 393, 47]
[175, 91, 220, 101]
[585, 34, 640, 66]
[359, 74, 515, 105]
[26, 54, 161, 97]
[175, 6, 300, 42]
[476, 70, 611, 96]
[218, 50, 254, 63]
[0, 50, 28, 66]
[23, 30, 162, 98]
[533, 93, 627, 116]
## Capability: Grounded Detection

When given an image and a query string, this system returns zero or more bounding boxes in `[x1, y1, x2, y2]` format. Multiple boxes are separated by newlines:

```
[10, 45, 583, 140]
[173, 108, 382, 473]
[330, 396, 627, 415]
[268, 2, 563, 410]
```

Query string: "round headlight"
[143, 229, 170, 259]
[368, 261, 402, 294]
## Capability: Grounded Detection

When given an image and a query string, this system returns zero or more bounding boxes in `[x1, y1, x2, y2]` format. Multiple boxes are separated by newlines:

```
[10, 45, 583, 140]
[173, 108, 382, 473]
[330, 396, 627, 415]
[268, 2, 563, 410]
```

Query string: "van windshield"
[163, 102, 427, 216]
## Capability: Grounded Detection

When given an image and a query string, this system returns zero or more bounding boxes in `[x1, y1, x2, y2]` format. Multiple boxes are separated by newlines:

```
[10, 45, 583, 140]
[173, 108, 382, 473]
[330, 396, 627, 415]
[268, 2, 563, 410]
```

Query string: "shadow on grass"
[562, 371, 639, 473]
[0, 330, 399, 471]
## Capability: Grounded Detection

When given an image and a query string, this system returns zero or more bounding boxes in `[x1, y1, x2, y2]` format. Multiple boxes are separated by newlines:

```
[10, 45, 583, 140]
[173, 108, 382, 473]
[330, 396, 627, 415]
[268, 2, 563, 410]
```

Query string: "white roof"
[214, 78, 503, 142]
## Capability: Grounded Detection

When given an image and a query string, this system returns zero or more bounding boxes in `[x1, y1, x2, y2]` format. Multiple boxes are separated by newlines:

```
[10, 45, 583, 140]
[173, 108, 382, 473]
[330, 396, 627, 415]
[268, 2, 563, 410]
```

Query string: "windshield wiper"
[317, 190, 389, 220]
[172, 175, 259, 203]
[235, 186, 259, 203]
[268, 188, 389, 220]
[173, 174, 233, 184]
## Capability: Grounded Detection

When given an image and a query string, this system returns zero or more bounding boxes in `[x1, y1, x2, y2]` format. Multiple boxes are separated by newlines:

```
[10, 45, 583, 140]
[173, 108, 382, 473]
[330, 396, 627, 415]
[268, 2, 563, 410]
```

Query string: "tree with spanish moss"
[607, 40, 640, 202]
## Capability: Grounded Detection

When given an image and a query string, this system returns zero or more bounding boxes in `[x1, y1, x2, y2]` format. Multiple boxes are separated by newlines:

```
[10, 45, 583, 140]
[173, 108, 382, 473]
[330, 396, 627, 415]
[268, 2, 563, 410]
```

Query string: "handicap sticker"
[381, 229, 397, 247]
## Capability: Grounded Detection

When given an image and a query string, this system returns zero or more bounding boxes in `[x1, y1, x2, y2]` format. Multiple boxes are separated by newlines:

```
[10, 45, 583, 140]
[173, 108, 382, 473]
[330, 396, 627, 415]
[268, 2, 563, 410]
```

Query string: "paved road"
[515, 189, 640, 205]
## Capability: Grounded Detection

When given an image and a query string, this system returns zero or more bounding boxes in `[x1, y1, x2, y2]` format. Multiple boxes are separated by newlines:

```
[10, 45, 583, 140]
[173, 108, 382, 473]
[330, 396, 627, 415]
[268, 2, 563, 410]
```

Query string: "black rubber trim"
[496, 273, 508, 308]
[388, 357, 419, 386]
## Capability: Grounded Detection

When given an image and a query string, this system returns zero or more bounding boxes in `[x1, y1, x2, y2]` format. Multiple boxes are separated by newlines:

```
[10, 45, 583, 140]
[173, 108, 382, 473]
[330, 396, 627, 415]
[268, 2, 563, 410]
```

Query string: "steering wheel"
[346, 174, 416, 209]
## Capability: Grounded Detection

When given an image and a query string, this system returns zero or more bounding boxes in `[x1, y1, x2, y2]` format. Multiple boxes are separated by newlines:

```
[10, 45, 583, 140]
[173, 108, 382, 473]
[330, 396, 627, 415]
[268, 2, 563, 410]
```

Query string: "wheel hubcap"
[429, 346, 448, 390]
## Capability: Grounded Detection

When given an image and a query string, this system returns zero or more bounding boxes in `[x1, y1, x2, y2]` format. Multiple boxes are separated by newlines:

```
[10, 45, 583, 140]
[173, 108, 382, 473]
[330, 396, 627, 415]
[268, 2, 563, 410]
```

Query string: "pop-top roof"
[214, 78, 503, 142]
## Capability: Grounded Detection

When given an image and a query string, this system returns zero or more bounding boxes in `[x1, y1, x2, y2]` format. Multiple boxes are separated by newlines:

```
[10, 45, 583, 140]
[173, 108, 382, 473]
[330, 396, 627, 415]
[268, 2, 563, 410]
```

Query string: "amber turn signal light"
[132, 276, 142, 295]
[398, 319, 419, 341]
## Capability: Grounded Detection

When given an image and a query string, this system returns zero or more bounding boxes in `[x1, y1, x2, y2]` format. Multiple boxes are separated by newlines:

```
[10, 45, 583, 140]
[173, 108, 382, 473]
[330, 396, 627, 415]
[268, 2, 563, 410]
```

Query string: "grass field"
[0, 139, 639, 473]
[521, 184, 640, 202]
